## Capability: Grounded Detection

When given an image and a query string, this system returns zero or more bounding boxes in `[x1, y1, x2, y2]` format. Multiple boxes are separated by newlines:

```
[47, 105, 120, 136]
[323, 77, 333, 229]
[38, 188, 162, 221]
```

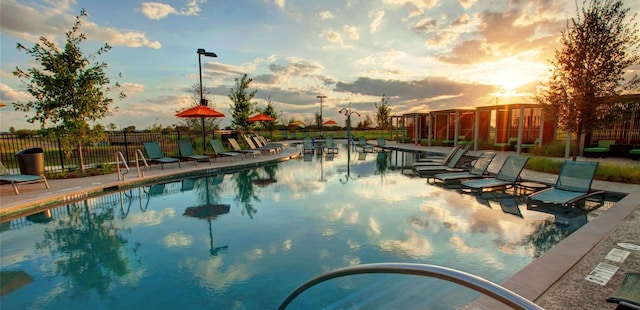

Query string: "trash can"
[16, 147, 45, 176]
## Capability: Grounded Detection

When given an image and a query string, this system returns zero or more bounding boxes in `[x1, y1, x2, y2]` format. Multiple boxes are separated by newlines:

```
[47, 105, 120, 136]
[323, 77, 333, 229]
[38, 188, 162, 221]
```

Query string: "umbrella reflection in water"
[183, 175, 230, 256]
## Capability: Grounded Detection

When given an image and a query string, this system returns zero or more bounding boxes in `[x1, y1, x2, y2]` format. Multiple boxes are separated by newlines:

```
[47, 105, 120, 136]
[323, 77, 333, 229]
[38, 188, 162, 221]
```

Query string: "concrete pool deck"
[1, 141, 638, 309]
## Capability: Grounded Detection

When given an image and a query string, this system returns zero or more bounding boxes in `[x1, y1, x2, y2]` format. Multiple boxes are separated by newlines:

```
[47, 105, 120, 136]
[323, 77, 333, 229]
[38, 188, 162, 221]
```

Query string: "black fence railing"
[0, 130, 210, 175]
[0, 128, 395, 175]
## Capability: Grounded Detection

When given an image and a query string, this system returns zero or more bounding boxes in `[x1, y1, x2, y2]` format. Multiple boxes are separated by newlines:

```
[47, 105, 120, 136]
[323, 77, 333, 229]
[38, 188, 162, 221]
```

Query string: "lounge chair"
[302, 137, 314, 154]
[356, 137, 374, 153]
[494, 137, 519, 151]
[460, 155, 529, 193]
[416, 145, 461, 162]
[227, 138, 261, 157]
[583, 139, 615, 158]
[0, 161, 49, 195]
[243, 135, 277, 154]
[142, 142, 180, 169]
[177, 139, 211, 165]
[324, 136, 339, 154]
[606, 272, 640, 309]
[527, 160, 604, 209]
[412, 146, 469, 176]
[413, 144, 471, 166]
[254, 135, 283, 152]
[432, 152, 496, 184]
[374, 137, 393, 152]
[520, 138, 540, 152]
[209, 139, 243, 161]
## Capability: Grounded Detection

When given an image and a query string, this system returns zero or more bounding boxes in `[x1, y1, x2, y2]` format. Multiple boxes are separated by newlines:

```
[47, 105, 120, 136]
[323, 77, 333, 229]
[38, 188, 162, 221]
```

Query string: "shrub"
[531, 141, 576, 158]
[525, 156, 640, 184]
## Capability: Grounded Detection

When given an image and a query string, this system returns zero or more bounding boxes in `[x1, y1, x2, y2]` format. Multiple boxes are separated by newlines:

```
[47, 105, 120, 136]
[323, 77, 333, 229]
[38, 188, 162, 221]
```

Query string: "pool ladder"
[278, 263, 543, 310]
[115, 150, 149, 181]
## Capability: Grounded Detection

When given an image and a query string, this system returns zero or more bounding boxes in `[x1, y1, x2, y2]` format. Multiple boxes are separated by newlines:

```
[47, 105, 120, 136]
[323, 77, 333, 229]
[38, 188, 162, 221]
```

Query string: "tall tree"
[535, 0, 640, 159]
[13, 9, 125, 173]
[375, 94, 392, 129]
[228, 74, 257, 132]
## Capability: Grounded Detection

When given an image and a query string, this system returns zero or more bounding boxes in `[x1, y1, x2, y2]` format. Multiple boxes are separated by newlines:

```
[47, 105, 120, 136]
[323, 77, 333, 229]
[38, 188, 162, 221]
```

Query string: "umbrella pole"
[201, 116, 206, 151]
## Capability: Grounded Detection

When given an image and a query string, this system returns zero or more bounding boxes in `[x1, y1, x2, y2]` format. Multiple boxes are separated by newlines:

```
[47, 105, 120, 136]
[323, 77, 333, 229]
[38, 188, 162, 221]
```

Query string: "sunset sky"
[1, 0, 639, 131]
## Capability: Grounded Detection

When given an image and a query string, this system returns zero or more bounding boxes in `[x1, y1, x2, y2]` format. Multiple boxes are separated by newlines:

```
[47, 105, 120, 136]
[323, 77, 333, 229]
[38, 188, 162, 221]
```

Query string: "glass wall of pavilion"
[475, 103, 554, 153]
[429, 109, 476, 146]
[402, 113, 429, 145]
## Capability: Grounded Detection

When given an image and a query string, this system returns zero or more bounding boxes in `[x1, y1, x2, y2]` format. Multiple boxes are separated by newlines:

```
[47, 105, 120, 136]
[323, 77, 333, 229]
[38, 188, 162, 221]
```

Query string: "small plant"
[101, 163, 114, 174]
[530, 142, 576, 158]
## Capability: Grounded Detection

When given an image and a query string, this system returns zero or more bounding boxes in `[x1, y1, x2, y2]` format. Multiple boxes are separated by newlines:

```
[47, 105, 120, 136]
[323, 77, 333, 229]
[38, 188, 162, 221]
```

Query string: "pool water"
[0, 148, 614, 309]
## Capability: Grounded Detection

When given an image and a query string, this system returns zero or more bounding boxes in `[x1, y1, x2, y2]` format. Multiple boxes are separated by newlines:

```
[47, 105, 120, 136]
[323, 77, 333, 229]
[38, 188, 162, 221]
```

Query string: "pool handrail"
[115, 151, 130, 181]
[278, 262, 543, 310]
[135, 149, 149, 177]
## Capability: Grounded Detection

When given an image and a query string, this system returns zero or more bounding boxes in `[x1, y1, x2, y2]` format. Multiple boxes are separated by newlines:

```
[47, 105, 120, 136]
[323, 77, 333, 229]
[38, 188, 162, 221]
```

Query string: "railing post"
[123, 131, 130, 162]
[56, 135, 65, 171]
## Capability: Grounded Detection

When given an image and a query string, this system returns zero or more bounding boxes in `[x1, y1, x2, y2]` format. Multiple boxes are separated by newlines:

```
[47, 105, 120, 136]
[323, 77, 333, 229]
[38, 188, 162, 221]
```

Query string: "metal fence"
[0, 128, 397, 175]
[0, 130, 204, 174]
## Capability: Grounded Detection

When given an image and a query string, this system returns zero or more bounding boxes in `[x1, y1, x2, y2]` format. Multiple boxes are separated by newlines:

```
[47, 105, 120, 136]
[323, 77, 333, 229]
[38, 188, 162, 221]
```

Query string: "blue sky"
[1, 0, 639, 131]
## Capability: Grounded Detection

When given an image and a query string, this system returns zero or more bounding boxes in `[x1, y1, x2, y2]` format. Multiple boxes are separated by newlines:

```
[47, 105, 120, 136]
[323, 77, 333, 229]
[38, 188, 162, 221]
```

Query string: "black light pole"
[339, 103, 360, 178]
[317, 95, 327, 127]
[197, 48, 217, 150]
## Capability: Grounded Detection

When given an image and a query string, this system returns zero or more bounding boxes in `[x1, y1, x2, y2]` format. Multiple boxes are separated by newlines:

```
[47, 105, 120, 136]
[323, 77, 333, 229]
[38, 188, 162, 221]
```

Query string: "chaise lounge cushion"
[584, 140, 615, 157]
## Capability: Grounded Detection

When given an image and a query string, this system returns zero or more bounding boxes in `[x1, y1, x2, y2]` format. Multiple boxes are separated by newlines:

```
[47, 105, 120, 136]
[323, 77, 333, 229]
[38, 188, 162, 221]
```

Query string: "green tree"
[13, 9, 124, 173]
[535, 0, 639, 159]
[229, 74, 257, 132]
[375, 94, 392, 129]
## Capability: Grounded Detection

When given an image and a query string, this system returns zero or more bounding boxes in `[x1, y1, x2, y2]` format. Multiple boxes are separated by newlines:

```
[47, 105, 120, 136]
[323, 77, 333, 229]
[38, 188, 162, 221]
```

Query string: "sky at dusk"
[1, 0, 639, 131]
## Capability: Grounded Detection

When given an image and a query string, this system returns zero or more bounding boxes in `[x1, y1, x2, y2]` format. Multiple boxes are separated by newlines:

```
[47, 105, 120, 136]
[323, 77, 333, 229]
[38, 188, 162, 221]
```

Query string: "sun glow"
[463, 51, 549, 98]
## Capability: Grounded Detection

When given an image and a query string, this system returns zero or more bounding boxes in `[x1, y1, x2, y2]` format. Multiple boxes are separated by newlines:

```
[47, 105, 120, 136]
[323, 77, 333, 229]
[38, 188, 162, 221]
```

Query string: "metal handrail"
[135, 149, 148, 177]
[278, 263, 544, 310]
[115, 151, 130, 181]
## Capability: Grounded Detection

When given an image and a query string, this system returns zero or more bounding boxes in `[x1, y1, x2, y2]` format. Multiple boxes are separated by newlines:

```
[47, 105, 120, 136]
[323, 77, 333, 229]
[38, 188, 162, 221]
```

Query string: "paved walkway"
[1, 141, 639, 309]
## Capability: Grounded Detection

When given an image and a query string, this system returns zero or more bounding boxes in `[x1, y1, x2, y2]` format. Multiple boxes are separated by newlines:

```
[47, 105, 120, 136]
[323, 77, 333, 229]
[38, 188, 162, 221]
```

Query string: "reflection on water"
[0, 148, 618, 309]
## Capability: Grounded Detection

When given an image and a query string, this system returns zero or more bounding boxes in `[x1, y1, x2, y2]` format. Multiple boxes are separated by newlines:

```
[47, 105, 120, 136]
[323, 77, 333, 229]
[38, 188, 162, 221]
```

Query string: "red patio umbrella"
[247, 113, 275, 122]
[323, 119, 338, 126]
[176, 106, 225, 151]
[176, 105, 225, 118]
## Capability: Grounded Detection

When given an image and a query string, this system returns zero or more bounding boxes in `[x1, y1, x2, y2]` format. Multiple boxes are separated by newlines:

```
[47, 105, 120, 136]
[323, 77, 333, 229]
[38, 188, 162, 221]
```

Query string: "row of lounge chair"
[424, 149, 605, 209]
[143, 135, 283, 169]
[2, 135, 284, 195]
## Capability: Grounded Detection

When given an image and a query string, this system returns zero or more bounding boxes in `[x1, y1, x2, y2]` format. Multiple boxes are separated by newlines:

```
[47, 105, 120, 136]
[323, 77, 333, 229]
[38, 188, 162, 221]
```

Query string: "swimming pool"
[0, 148, 615, 309]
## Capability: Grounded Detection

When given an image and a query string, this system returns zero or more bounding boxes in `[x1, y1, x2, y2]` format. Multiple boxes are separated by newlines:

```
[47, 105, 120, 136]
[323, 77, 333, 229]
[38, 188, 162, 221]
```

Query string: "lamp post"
[339, 102, 360, 177]
[317, 95, 327, 127]
[197, 48, 217, 150]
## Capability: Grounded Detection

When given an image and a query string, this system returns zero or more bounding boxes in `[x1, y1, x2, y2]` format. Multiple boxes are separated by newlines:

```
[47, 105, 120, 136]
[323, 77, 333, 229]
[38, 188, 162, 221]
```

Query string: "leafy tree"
[535, 0, 640, 159]
[375, 94, 392, 129]
[357, 114, 373, 129]
[13, 9, 124, 173]
[228, 74, 257, 132]
[315, 112, 322, 129]
[176, 82, 221, 132]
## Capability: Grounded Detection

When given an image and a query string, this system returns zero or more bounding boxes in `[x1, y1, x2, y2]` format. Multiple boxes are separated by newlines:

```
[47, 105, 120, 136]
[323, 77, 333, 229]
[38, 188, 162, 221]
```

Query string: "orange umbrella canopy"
[176, 106, 225, 118]
[247, 113, 275, 122]
[323, 119, 338, 126]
